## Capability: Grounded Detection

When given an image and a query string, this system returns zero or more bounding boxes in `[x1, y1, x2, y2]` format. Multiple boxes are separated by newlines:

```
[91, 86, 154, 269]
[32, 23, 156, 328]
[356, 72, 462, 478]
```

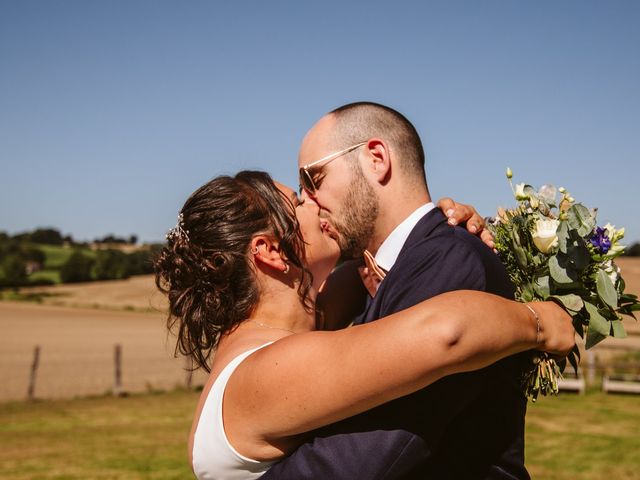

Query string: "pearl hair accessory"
[166, 212, 189, 242]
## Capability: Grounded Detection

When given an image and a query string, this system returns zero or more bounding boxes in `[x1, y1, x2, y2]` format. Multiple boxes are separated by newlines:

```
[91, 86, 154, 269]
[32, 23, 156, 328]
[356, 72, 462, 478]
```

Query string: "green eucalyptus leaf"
[585, 301, 610, 336]
[550, 293, 584, 312]
[567, 239, 591, 272]
[611, 320, 627, 338]
[557, 221, 570, 254]
[549, 255, 576, 284]
[534, 275, 550, 298]
[556, 356, 567, 374]
[574, 321, 584, 338]
[567, 348, 579, 374]
[596, 269, 618, 309]
[568, 204, 597, 237]
[586, 329, 607, 349]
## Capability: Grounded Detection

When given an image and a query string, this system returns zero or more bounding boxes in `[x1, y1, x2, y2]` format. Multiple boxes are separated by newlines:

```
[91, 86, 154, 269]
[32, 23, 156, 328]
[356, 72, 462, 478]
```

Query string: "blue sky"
[1, 1, 638, 243]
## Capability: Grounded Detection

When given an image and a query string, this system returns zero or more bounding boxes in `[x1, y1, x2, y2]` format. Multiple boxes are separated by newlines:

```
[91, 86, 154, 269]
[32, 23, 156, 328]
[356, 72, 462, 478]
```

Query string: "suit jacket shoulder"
[368, 209, 514, 323]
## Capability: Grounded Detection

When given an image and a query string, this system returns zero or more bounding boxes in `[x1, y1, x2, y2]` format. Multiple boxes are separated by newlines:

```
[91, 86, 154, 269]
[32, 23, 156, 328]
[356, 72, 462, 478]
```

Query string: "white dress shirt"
[375, 203, 435, 272]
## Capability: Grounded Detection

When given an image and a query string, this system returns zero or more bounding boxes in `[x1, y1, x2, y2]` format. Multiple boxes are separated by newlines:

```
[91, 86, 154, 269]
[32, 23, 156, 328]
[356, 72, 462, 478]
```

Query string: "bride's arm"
[225, 291, 573, 451]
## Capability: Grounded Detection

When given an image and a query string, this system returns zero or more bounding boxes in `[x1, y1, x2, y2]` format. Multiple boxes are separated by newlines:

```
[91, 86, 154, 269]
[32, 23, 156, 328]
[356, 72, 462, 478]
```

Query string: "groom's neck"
[367, 187, 430, 255]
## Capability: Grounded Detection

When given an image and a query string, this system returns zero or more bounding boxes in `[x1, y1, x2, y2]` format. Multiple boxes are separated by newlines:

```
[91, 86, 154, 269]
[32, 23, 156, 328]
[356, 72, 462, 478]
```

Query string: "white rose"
[515, 183, 529, 201]
[532, 218, 560, 254]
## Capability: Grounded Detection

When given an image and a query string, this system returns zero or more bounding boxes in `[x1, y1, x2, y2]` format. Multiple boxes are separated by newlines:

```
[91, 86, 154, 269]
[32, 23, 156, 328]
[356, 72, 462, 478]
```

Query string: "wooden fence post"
[113, 344, 123, 396]
[27, 345, 40, 400]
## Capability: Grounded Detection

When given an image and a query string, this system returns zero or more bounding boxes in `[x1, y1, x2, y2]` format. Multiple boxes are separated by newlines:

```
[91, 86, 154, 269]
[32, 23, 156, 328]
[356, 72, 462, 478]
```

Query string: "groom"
[261, 102, 529, 479]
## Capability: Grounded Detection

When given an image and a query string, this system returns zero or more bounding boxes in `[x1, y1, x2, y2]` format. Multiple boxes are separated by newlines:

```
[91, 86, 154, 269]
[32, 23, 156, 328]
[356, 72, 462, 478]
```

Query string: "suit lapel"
[359, 209, 448, 323]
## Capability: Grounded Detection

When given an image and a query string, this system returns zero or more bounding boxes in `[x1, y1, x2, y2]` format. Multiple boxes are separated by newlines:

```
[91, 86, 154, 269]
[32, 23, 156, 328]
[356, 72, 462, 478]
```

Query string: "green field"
[28, 269, 61, 284]
[0, 390, 638, 479]
[36, 244, 95, 271]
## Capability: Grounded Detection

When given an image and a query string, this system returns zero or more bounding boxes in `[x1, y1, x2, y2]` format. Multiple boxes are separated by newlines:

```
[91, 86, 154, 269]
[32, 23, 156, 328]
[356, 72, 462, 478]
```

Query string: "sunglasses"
[299, 142, 367, 195]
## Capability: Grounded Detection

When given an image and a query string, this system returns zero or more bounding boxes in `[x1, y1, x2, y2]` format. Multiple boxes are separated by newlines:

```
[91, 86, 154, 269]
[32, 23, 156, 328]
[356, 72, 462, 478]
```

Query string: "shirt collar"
[374, 203, 435, 271]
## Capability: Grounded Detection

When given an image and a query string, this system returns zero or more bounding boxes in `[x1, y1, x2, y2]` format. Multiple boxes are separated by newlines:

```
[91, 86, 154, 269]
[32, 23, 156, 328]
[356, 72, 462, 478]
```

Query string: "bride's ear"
[250, 236, 288, 274]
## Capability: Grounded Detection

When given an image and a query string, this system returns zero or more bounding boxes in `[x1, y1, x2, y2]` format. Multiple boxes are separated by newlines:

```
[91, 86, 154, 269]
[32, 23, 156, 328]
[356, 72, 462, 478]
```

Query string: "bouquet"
[488, 169, 640, 401]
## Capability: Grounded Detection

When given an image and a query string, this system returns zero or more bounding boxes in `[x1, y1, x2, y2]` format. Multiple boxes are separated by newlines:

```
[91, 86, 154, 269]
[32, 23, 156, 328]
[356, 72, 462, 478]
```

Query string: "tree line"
[0, 228, 161, 288]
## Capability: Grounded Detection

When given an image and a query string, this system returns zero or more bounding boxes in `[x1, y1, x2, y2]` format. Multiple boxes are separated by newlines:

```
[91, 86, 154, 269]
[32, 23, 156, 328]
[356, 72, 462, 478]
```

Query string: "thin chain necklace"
[248, 319, 295, 334]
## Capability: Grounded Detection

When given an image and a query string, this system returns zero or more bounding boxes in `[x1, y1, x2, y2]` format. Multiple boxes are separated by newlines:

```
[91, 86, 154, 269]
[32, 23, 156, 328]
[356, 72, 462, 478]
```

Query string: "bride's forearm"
[410, 291, 572, 377]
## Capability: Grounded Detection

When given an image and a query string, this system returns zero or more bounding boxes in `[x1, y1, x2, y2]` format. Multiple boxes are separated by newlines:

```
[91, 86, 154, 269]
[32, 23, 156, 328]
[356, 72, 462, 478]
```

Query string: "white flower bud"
[506, 168, 513, 179]
[532, 218, 560, 254]
[515, 183, 529, 201]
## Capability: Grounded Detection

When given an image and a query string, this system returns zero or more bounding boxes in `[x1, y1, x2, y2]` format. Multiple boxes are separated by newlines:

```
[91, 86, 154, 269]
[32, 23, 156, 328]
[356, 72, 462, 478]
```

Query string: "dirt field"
[18, 274, 167, 311]
[19, 257, 640, 312]
[0, 302, 207, 402]
[3, 258, 639, 402]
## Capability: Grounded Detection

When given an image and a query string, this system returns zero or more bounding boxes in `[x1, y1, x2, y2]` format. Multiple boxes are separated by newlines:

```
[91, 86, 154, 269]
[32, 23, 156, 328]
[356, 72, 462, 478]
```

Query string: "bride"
[154, 170, 574, 480]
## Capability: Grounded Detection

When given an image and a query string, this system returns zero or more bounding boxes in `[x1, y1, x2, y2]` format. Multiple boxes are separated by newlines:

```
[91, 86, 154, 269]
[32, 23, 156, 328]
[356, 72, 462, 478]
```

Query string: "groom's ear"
[364, 139, 391, 184]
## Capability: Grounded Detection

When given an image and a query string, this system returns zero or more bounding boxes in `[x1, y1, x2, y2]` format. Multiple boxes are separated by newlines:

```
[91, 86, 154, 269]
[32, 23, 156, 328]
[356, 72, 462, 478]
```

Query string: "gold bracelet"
[525, 304, 541, 344]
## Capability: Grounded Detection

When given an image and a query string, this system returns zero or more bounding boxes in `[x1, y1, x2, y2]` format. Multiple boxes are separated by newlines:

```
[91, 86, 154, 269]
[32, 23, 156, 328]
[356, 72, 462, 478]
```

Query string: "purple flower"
[590, 227, 611, 254]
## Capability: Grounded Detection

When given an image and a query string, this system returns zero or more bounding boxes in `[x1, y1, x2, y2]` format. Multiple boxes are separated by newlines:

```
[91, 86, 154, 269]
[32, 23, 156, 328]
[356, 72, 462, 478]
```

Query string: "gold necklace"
[248, 319, 295, 334]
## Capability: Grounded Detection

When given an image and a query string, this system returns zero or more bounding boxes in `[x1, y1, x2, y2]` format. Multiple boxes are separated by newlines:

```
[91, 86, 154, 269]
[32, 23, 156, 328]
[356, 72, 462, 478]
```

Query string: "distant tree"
[624, 242, 640, 257]
[0, 231, 8, 243]
[1, 255, 27, 288]
[128, 234, 138, 245]
[30, 228, 64, 245]
[60, 251, 94, 283]
[93, 249, 129, 280]
[62, 234, 74, 245]
[11, 232, 31, 243]
[95, 234, 128, 244]
[22, 246, 46, 265]
[124, 250, 156, 275]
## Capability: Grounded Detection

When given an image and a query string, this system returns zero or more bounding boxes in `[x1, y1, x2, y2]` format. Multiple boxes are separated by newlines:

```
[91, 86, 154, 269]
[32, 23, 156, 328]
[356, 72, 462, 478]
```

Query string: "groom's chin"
[338, 245, 365, 263]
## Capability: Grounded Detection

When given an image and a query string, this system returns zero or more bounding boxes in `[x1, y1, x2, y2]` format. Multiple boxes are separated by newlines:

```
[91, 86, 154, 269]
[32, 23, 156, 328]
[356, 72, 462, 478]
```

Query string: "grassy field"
[0, 389, 638, 479]
[37, 244, 96, 270]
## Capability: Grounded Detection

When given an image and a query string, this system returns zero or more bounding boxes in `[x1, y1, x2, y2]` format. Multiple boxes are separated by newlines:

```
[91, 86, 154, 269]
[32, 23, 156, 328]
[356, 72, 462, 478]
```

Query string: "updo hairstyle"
[155, 171, 313, 372]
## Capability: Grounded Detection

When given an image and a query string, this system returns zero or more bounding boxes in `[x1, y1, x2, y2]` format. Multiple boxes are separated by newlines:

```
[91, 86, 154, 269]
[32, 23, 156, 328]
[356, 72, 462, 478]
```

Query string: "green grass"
[29, 269, 61, 284]
[0, 390, 197, 480]
[0, 290, 66, 303]
[0, 390, 638, 479]
[35, 244, 74, 269]
[35, 244, 95, 270]
[526, 393, 640, 479]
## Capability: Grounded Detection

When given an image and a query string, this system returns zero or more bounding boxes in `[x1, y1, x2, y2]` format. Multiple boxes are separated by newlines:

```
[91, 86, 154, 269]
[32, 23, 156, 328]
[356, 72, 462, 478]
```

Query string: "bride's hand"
[530, 302, 575, 357]
[437, 197, 495, 250]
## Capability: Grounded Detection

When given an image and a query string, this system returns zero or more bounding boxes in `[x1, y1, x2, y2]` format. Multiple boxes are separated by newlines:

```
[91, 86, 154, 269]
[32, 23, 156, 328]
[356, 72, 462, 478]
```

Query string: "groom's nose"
[300, 189, 315, 203]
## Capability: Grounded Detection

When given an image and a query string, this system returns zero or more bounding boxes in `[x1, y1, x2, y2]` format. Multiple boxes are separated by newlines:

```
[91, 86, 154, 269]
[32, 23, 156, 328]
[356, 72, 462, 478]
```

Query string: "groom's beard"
[331, 172, 379, 261]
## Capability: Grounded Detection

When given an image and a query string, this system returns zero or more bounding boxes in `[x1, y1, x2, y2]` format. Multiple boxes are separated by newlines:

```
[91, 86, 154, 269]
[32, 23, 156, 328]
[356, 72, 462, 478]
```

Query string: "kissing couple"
[155, 102, 575, 480]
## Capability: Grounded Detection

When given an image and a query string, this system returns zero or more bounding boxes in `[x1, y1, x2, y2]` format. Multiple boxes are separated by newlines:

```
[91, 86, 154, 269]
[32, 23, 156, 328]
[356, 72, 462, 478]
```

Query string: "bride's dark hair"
[155, 171, 314, 372]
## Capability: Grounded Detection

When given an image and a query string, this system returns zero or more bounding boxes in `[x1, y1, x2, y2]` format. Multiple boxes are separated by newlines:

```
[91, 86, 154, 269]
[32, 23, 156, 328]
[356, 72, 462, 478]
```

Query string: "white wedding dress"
[192, 343, 275, 480]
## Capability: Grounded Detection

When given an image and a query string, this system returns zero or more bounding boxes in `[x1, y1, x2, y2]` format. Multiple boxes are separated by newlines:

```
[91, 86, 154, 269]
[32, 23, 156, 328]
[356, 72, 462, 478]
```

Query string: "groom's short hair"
[329, 102, 426, 181]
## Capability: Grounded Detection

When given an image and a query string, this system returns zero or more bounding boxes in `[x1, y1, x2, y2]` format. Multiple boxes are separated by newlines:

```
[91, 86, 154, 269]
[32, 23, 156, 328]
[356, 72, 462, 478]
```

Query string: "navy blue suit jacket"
[260, 210, 529, 480]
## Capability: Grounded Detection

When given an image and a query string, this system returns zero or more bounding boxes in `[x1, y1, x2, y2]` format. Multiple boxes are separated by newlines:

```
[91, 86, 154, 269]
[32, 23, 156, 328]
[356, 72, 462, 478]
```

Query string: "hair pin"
[166, 212, 190, 242]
